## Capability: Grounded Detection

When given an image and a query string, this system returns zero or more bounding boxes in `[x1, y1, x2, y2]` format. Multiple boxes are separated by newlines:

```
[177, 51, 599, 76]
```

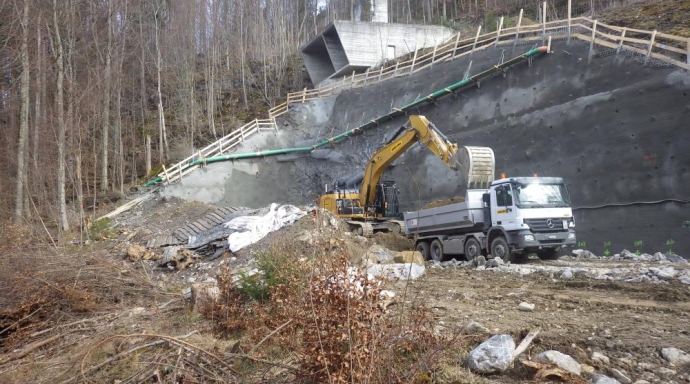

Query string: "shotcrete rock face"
[165, 40, 690, 257]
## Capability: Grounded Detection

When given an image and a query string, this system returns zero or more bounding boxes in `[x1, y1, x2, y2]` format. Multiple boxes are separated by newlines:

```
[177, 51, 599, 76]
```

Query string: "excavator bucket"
[455, 146, 495, 190]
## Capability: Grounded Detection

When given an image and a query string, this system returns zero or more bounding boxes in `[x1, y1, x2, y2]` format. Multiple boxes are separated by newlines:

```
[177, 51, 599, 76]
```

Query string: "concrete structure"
[165, 39, 690, 257]
[301, 21, 453, 86]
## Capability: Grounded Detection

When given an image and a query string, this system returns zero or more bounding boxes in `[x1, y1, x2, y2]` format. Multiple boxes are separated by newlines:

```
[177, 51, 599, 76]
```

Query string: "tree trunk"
[101, 0, 113, 192]
[14, 0, 30, 223]
[154, 4, 168, 163]
[54, 0, 69, 232]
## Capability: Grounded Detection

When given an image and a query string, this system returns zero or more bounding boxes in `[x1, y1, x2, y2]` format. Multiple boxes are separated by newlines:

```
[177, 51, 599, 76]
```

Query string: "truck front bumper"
[515, 229, 576, 249]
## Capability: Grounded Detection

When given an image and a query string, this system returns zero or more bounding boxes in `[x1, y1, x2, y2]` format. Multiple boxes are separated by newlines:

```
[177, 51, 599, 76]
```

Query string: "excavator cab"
[374, 181, 400, 218]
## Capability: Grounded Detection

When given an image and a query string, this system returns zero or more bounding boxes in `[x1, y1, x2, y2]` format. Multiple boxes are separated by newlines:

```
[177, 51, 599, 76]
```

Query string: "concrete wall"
[167, 39, 690, 257]
[301, 21, 453, 85]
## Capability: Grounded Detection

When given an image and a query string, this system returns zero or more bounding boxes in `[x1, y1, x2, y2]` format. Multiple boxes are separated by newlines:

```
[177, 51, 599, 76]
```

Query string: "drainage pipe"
[145, 46, 548, 186]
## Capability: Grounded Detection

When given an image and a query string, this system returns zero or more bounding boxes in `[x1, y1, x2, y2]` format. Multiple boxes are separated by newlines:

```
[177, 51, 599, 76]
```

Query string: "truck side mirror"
[482, 193, 490, 205]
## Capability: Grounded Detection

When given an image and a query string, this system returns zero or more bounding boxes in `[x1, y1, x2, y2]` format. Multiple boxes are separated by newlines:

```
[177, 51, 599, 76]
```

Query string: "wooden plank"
[656, 31, 690, 43]
[652, 41, 686, 55]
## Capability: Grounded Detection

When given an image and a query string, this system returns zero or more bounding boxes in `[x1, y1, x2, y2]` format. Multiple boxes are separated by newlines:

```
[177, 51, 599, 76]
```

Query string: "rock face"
[467, 334, 516, 373]
[661, 347, 690, 368]
[536, 350, 581, 375]
[393, 251, 425, 265]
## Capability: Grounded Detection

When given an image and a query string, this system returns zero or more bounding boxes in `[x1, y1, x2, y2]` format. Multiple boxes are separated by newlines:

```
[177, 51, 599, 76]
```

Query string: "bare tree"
[14, 0, 30, 223]
[53, 0, 69, 232]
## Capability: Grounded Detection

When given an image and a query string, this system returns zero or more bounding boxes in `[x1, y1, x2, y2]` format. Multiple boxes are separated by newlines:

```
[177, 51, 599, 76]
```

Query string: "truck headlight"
[568, 233, 576, 239]
[524, 234, 535, 242]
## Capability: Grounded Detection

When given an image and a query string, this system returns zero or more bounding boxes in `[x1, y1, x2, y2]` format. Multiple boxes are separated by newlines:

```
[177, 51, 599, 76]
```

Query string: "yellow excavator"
[319, 115, 492, 236]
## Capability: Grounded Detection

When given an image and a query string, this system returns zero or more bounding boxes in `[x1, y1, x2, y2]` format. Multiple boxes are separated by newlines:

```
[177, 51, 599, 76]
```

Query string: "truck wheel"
[464, 237, 482, 261]
[430, 239, 444, 262]
[537, 247, 561, 260]
[416, 241, 430, 261]
[490, 236, 512, 263]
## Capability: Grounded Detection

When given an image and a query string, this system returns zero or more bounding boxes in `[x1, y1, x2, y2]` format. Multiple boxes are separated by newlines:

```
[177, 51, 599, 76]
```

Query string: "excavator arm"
[359, 115, 461, 210]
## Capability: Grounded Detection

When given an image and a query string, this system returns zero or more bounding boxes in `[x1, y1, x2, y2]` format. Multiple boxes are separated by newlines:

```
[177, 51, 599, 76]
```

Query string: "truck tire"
[430, 239, 444, 262]
[416, 241, 430, 261]
[490, 236, 512, 263]
[464, 237, 482, 261]
[537, 247, 561, 260]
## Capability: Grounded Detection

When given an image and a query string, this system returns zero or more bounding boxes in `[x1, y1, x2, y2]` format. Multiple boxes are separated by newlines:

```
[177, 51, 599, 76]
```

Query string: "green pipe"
[145, 45, 548, 187]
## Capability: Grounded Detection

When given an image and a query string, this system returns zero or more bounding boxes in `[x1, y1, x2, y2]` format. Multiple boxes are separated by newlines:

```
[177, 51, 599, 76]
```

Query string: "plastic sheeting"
[225, 203, 306, 252]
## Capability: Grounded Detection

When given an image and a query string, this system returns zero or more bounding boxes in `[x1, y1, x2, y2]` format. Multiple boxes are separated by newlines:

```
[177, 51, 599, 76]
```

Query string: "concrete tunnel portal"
[163, 38, 690, 258]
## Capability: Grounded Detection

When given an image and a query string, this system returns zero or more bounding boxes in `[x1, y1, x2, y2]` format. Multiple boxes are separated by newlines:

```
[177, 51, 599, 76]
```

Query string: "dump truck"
[319, 115, 493, 236]
[404, 149, 576, 262]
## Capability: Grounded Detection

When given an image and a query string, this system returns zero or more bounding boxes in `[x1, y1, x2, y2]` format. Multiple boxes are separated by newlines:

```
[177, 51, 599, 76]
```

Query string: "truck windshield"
[513, 182, 571, 208]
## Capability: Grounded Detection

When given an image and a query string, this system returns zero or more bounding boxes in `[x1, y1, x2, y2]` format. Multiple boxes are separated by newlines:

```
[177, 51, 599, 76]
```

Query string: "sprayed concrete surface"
[163, 39, 690, 257]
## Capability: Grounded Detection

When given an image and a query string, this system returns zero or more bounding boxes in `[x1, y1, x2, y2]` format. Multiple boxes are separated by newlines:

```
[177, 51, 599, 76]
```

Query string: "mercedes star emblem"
[546, 219, 554, 229]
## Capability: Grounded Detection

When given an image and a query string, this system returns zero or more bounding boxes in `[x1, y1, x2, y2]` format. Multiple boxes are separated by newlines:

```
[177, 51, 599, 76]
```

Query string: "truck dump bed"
[404, 190, 486, 236]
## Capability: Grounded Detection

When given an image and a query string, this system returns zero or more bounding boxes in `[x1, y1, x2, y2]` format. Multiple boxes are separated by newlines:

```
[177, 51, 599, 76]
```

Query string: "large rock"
[364, 245, 396, 264]
[394, 251, 425, 265]
[467, 334, 516, 373]
[661, 347, 690, 368]
[536, 350, 581, 375]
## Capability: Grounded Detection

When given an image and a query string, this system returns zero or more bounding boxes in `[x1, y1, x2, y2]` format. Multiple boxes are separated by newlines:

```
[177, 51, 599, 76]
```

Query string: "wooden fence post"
[514, 9, 523, 47]
[301, 87, 307, 103]
[644, 30, 656, 65]
[430, 44, 438, 69]
[350, 71, 356, 89]
[378, 65, 384, 82]
[162, 165, 168, 183]
[471, 25, 482, 54]
[589, 20, 597, 54]
[393, 61, 399, 77]
[542, 1, 547, 44]
[410, 49, 418, 73]
[567, 0, 572, 44]
[495, 16, 504, 47]
[451, 32, 461, 59]
[219, 139, 223, 155]
[617, 27, 627, 54]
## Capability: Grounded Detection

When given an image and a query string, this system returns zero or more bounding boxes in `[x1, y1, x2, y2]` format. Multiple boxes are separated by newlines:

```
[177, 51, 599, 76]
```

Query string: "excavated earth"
[110, 196, 690, 383]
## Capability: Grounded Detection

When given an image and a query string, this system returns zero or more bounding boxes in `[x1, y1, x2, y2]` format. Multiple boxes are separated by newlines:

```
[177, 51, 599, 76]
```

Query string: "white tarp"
[225, 203, 306, 252]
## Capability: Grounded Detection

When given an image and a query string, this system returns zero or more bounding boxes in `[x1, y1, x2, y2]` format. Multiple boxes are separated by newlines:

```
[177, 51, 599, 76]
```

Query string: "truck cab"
[484, 177, 576, 260]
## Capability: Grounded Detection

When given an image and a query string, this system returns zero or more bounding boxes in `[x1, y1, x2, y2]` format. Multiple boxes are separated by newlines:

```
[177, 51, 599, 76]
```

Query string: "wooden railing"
[155, 118, 277, 184]
[156, 7, 690, 185]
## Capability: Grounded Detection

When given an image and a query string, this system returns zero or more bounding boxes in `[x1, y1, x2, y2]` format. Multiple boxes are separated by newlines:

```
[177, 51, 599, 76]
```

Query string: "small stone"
[661, 347, 690, 368]
[610, 368, 632, 384]
[462, 321, 490, 335]
[536, 350, 581, 375]
[592, 351, 610, 365]
[129, 307, 146, 316]
[637, 362, 656, 371]
[640, 372, 658, 382]
[654, 367, 676, 380]
[518, 302, 535, 312]
[474, 255, 487, 267]
[592, 374, 622, 384]
[619, 356, 635, 367]
[632, 381, 651, 384]
[561, 268, 574, 279]
[581, 363, 595, 375]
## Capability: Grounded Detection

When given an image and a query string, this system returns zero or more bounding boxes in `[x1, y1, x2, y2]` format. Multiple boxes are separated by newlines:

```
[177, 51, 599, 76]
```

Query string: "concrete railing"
[156, 10, 689, 186]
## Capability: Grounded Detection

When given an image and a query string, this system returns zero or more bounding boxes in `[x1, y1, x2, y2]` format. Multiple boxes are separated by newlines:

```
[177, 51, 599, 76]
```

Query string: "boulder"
[473, 255, 486, 267]
[661, 347, 690, 368]
[365, 245, 396, 264]
[467, 334, 515, 373]
[536, 350, 581, 375]
[394, 251, 425, 265]
[485, 257, 504, 268]
[518, 302, 535, 312]
[561, 268, 574, 279]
